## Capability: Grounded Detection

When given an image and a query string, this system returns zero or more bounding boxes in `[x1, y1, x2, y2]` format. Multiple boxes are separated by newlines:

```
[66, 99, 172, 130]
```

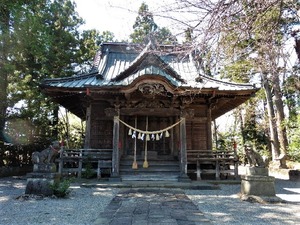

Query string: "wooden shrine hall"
[40, 42, 258, 181]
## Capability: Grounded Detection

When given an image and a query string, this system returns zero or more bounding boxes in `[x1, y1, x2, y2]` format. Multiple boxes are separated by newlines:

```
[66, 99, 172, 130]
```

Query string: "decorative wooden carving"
[181, 96, 194, 105]
[135, 100, 165, 109]
[138, 83, 166, 97]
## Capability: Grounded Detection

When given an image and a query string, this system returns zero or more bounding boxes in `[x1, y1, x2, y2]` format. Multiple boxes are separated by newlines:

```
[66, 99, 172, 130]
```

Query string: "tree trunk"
[262, 74, 280, 161]
[52, 106, 59, 139]
[271, 74, 288, 156]
[238, 108, 247, 165]
[0, 6, 10, 142]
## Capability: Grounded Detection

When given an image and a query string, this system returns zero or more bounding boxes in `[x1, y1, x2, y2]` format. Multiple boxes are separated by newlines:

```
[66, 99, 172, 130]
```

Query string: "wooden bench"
[57, 149, 113, 178]
[187, 150, 239, 180]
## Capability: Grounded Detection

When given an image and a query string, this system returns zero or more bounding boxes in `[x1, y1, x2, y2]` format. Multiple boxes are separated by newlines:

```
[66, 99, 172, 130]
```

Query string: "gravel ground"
[186, 179, 300, 225]
[0, 177, 117, 225]
[0, 176, 299, 225]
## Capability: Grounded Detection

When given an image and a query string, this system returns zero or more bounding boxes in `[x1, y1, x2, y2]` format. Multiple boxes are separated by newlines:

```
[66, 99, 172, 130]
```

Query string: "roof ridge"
[111, 47, 185, 83]
[42, 71, 98, 84]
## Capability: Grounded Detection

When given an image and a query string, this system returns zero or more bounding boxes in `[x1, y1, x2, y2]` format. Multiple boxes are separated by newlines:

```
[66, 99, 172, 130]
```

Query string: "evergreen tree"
[130, 3, 176, 44]
[0, 0, 35, 143]
[78, 30, 115, 73]
[1, 0, 110, 144]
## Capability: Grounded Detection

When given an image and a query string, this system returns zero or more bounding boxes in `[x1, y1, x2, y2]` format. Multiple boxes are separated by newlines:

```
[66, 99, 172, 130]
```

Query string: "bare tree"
[149, 0, 293, 166]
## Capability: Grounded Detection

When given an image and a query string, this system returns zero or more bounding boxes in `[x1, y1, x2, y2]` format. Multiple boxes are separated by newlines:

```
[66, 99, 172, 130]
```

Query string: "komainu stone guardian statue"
[241, 145, 279, 201]
[245, 147, 265, 167]
[32, 141, 60, 165]
[25, 141, 61, 196]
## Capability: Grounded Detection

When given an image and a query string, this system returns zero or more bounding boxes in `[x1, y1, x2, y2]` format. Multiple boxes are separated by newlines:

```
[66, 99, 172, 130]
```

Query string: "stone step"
[120, 158, 180, 181]
[120, 160, 179, 167]
[122, 154, 177, 161]
[120, 167, 180, 173]
[121, 174, 179, 181]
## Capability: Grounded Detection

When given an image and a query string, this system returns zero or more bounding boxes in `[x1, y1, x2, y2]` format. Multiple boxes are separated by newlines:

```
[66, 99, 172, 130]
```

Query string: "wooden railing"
[187, 150, 239, 180]
[57, 149, 113, 178]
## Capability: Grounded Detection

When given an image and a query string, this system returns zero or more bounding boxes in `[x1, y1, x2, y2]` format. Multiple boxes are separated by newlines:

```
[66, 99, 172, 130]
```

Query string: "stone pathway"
[93, 188, 212, 225]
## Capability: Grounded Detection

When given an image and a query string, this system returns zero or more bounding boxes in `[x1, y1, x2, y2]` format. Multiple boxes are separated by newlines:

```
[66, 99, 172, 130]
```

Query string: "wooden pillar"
[180, 117, 187, 176]
[207, 106, 213, 150]
[178, 109, 193, 182]
[110, 115, 120, 180]
[105, 107, 121, 181]
[84, 105, 91, 149]
[170, 116, 174, 156]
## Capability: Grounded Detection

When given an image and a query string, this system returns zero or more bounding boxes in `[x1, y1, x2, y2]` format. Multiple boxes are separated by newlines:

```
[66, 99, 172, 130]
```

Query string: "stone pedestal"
[33, 163, 57, 173]
[25, 163, 60, 196]
[241, 166, 276, 197]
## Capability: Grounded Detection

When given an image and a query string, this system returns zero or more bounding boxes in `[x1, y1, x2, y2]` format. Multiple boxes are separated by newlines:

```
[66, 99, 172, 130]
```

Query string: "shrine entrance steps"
[119, 155, 180, 182]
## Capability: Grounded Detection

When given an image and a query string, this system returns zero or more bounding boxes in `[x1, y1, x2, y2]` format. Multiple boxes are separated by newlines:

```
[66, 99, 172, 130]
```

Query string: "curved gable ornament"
[138, 83, 166, 97]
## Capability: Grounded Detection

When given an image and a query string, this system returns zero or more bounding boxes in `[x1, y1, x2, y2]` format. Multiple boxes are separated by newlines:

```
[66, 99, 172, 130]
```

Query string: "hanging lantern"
[138, 132, 142, 139]
[128, 129, 132, 135]
[146, 134, 150, 141]
[156, 133, 160, 141]
[165, 130, 170, 137]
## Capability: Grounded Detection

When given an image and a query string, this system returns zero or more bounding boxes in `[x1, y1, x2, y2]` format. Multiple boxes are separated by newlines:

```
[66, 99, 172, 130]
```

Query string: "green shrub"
[50, 178, 72, 198]
[82, 159, 96, 179]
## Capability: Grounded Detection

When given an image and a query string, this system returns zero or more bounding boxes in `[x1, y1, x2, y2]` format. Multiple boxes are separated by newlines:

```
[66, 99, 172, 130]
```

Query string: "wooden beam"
[120, 108, 181, 116]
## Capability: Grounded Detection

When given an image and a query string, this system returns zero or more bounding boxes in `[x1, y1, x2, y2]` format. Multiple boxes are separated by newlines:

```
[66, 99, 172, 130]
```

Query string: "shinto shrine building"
[41, 42, 258, 181]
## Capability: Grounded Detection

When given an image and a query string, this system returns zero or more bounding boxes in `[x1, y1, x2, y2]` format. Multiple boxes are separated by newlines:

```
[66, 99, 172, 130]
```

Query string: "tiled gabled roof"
[41, 42, 257, 92]
[40, 42, 259, 119]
